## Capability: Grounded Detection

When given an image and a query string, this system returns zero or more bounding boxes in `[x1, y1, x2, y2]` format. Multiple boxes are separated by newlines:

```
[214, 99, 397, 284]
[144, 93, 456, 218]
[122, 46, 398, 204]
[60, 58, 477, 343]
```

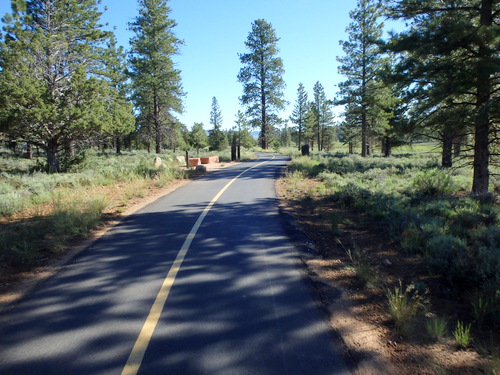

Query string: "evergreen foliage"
[238, 19, 287, 149]
[312, 81, 335, 151]
[233, 110, 255, 149]
[189, 122, 208, 155]
[385, 0, 500, 193]
[0, 0, 134, 172]
[290, 83, 309, 151]
[337, 0, 393, 157]
[208, 96, 228, 151]
[128, 0, 184, 155]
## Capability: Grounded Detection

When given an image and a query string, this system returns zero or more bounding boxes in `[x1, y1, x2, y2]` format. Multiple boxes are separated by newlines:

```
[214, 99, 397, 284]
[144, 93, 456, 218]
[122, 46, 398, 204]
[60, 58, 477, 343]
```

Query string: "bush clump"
[285, 147, 500, 328]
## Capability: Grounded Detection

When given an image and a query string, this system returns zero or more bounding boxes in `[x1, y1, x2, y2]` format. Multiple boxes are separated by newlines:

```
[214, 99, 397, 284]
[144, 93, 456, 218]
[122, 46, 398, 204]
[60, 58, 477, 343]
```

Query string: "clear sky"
[0, 0, 400, 131]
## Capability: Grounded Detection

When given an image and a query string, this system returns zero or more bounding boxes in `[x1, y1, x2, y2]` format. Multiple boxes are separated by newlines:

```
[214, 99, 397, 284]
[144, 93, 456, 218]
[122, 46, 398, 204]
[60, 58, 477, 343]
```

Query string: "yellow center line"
[121, 156, 275, 375]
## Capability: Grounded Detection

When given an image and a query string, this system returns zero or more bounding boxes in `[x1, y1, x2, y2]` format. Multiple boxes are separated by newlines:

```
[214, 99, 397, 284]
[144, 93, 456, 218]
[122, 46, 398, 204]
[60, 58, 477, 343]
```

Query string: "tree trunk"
[261, 92, 267, 149]
[442, 134, 453, 168]
[472, 0, 492, 194]
[384, 137, 392, 157]
[65, 141, 75, 158]
[9, 140, 17, 153]
[26, 142, 33, 160]
[154, 95, 162, 154]
[317, 123, 321, 152]
[453, 136, 462, 157]
[231, 134, 237, 161]
[116, 136, 122, 154]
[361, 112, 367, 157]
[155, 125, 162, 154]
[46, 139, 60, 173]
[298, 125, 302, 151]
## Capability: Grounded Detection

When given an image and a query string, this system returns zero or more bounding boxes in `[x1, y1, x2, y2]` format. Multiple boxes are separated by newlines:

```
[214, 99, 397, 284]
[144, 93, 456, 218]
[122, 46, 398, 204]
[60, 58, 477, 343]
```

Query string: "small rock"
[383, 258, 392, 266]
[153, 157, 162, 168]
[195, 165, 207, 173]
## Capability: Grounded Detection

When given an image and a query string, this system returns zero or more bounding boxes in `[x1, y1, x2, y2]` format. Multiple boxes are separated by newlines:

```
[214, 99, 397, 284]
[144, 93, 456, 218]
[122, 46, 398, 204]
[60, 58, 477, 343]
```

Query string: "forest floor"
[275, 177, 498, 375]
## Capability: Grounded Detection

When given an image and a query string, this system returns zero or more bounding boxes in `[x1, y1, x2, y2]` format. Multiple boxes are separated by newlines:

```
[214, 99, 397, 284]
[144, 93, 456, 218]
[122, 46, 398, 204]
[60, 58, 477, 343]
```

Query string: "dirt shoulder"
[275, 177, 497, 375]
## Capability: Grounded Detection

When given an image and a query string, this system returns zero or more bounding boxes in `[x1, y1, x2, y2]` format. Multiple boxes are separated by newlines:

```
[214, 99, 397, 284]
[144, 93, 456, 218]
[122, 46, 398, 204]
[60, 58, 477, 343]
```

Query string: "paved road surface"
[0, 153, 350, 375]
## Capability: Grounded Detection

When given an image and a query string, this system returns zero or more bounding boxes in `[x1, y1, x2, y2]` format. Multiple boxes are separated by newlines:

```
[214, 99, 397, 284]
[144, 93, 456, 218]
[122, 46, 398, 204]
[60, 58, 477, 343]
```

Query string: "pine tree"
[304, 101, 318, 150]
[190, 122, 208, 155]
[101, 35, 135, 154]
[337, 0, 387, 157]
[238, 19, 287, 149]
[312, 81, 334, 152]
[338, 103, 362, 154]
[208, 96, 227, 151]
[128, 0, 184, 155]
[385, 0, 499, 193]
[290, 83, 309, 151]
[234, 110, 255, 149]
[0, 0, 132, 172]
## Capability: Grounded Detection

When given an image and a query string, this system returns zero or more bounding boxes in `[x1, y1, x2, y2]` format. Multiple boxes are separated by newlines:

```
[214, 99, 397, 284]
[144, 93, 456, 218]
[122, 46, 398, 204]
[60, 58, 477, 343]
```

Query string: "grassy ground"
[0, 147, 255, 273]
[277, 142, 499, 374]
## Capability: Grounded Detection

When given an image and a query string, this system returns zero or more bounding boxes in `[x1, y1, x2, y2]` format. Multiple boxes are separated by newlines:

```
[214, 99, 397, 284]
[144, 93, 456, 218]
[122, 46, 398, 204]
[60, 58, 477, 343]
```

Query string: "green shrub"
[290, 156, 324, 178]
[329, 212, 343, 235]
[471, 295, 489, 329]
[453, 321, 472, 349]
[283, 150, 499, 333]
[426, 315, 447, 341]
[317, 171, 343, 189]
[401, 223, 425, 254]
[425, 234, 469, 284]
[345, 244, 377, 286]
[420, 198, 454, 217]
[332, 182, 372, 209]
[387, 281, 423, 337]
[51, 195, 109, 250]
[0, 191, 28, 216]
[412, 169, 455, 196]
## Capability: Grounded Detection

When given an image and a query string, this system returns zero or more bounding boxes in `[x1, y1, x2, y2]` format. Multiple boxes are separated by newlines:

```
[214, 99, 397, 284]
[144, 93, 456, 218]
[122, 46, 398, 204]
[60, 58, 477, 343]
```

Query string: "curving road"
[0, 153, 350, 375]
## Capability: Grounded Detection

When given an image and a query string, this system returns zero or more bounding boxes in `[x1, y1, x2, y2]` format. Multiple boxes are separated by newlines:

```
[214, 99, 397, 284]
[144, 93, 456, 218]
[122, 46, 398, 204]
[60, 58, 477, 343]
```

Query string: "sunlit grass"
[280, 143, 500, 333]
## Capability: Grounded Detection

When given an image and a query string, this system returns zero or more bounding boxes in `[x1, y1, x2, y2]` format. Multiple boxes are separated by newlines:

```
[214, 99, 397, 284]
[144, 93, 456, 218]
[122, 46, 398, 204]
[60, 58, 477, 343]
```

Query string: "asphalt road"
[0, 153, 350, 375]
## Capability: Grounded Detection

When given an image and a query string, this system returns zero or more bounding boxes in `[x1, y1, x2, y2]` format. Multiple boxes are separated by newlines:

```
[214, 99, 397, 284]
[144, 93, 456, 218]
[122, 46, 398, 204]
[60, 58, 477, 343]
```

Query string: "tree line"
[333, 0, 499, 195]
[228, 1, 499, 194]
[0, 0, 498, 193]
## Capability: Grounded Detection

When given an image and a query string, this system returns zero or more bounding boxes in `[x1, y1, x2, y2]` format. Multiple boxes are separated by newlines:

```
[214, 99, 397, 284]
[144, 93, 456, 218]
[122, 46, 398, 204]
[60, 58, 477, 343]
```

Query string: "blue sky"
[0, 1, 400, 131]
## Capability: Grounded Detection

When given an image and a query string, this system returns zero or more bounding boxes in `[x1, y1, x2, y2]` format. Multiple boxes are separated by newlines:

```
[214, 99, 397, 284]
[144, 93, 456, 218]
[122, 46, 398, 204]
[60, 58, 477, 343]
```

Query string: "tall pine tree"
[101, 34, 135, 154]
[337, 0, 387, 157]
[0, 0, 133, 171]
[312, 81, 334, 152]
[238, 19, 287, 149]
[386, 0, 499, 193]
[290, 83, 309, 151]
[208, 96, 227, 151]
[128, 0, 184, 155]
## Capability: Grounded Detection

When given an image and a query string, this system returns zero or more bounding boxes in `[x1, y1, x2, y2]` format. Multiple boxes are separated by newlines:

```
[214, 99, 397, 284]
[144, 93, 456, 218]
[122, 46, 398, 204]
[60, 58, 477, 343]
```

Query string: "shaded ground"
[275, 177, 498, 375]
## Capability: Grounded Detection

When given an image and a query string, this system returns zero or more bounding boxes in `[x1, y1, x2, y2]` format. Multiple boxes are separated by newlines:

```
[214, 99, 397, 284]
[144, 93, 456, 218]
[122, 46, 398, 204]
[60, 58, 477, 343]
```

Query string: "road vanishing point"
[0, 153, 350, 375]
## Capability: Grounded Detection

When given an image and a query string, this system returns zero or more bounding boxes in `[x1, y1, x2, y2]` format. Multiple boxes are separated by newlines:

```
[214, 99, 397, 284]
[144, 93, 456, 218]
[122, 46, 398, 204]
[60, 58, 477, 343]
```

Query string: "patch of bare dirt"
[275, 178, 497, 375]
